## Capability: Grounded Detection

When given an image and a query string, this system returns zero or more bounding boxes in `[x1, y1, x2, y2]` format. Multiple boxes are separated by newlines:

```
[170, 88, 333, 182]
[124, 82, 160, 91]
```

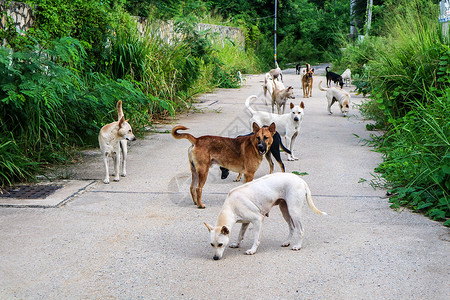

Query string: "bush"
[337, 0, 449, 225]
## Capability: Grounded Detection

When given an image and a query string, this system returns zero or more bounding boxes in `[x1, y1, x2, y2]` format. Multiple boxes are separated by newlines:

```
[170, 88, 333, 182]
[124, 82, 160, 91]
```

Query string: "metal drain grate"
[0, 185, 63, 199]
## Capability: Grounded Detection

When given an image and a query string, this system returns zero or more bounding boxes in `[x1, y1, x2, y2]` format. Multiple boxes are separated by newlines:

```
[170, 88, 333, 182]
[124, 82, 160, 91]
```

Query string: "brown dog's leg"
[189, 162, 198, 206]
[195, 166, 209, 209]
[188, 146, 198, 206]
[234, 173, 242, 182]
[265, 152, 274, 174]
[243, 171, 255, 183]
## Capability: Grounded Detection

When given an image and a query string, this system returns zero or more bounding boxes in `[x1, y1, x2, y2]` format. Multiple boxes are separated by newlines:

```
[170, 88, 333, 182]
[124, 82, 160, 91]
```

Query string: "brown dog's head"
[252, 122, 276, 155]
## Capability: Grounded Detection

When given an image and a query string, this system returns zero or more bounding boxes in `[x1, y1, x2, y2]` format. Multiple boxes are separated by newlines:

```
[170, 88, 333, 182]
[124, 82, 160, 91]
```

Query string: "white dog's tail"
[305, 184, 327, 215]
[245, 95, 258, 115]
[318, 81, 328, 92]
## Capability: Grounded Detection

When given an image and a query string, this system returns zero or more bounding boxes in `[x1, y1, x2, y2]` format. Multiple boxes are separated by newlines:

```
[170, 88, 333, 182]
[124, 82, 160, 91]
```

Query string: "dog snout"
[294, 116, 299, 122]
[213, 255, 221, 260]
[257, 142, 266, 153]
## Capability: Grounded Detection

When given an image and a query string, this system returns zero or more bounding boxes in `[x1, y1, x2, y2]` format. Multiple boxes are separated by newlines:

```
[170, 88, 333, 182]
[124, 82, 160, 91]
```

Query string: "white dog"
[205, 172, 327, 260]
[318, 81, 351, 117]
[98, 100, 136, 184]
[246, 95, 304, 161]
[341, 68, 352, 86]
[263, 72, 285, 105]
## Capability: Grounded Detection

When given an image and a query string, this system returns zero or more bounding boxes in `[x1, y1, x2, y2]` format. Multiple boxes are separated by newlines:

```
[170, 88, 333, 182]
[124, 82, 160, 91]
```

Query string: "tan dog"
[263, 73, 284, 105]
[98, 101, 136, 184]
[205, 172, 327, 260]
[272, 79, 294, 114]
[302, 63, 314, 98]
[319, 81, 351, 116]
[172, 123, 276, 208]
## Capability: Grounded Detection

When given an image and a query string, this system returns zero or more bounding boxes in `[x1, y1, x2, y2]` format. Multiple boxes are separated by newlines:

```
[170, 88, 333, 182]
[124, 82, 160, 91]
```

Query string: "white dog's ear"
[119, 116, 125, 127]
[290, 102, 294, 109]
[204, 222, 213, 232]
[220, 226, 230, 235]
[300, 102, 305, 109]
[252, 122, 260, 134]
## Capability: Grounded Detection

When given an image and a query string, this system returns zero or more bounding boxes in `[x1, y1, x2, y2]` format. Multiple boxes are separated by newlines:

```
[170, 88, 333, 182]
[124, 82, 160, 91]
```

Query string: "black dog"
[295, 64, 301, 75]
[326, 66, 344, 89]
[220, 131, 291, 181]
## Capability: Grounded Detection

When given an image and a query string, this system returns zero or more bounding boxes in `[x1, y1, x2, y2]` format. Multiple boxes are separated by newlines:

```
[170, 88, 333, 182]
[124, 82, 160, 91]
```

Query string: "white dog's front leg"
[230, 223, 249, 248]
[103, 153, 110, 184]
[245, 221, 263, 255]
[120, 140, 127, 177]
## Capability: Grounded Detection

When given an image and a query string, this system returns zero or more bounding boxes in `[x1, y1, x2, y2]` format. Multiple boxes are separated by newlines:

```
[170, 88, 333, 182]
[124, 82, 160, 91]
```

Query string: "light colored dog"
[341, 68, 352, 86]
[98, 100, 136, 184]
[318, 81, 351, 116]
[271, 79, 294, 114]
[269, 61, 283, 82]
[263, 73, 285, 105]
[246, 95, 304, 161]
[205, 172, 327, 260]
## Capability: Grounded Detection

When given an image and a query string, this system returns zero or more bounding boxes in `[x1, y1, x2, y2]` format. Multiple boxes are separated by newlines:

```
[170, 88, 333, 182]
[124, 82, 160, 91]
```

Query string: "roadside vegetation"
[333, 0, 449, 225]
[0, 0, 447, 225]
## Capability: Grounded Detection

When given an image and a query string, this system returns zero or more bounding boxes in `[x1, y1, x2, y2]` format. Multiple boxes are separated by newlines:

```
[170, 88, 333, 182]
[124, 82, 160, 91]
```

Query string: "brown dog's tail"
[318, 81, 328, 92]
[117, 100, 124, 121]
[305, 184, 327, 215]
[171, 126, 197, 144]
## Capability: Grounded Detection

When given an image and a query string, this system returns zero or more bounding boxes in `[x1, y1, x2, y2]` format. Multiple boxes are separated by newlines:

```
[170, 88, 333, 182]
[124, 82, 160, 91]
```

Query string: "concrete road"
[1, 68, 449, 299]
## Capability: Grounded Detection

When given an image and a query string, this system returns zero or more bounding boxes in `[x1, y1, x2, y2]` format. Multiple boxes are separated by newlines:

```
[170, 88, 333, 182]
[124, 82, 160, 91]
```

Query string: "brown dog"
[302, 63, 314, 98]
[172, 123, 276, 208]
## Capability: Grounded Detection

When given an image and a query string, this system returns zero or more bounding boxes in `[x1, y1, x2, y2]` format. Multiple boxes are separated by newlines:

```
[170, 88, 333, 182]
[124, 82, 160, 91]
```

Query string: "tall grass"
[0, 14, 262, 187]
[335, 0, 449, 225]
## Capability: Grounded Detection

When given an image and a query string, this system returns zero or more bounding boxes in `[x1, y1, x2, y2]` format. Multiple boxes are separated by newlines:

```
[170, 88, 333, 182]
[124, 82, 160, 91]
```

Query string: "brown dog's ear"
[290, 102, 294, 109]
[252, 122, 260, 134]
[311, 68, 315, 73]
[268, 122, 276, 134]
[220, 226, 230, 235]
[204, 222, 213, 232]
[300, 101, 305, 109]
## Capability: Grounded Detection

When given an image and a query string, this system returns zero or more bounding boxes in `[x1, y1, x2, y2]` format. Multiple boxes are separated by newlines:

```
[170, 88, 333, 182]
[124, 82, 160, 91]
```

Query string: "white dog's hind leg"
[229, 223, 250, 248]
[279, 201, 294, 247]
[289, 210, 305, 251]
[120, 140, 128, 177]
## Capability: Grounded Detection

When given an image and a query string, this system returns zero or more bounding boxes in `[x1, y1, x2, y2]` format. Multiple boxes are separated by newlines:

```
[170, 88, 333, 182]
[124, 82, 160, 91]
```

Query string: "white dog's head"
[205, 223, 230, 260]
[118, 117, 136, 141]
[340, 98, 350, 117]
[289, 101, 305, 122]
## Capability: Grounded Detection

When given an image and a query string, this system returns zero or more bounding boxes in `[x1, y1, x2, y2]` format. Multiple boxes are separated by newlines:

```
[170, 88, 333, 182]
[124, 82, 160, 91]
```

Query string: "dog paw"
[113, 177, 120, 182]
[121, 173, 127, 177]
[229, 243, 240, 248]
[291, 246, 302, 251]
[281, 241, 290, 247]
[197, 204, 206, 209]
[287, 157, 295, 161]
[103, 179, 110, 184]
[245, 249, 256, 255]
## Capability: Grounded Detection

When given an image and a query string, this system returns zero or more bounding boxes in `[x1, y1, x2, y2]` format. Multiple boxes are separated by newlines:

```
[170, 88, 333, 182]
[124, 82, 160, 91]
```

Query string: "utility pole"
[274, 0, 277, 64]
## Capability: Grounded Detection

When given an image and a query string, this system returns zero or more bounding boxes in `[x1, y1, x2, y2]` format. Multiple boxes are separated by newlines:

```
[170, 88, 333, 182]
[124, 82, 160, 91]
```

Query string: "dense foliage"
[0, 0, 259, 186]
[334, 0, 449, 225]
